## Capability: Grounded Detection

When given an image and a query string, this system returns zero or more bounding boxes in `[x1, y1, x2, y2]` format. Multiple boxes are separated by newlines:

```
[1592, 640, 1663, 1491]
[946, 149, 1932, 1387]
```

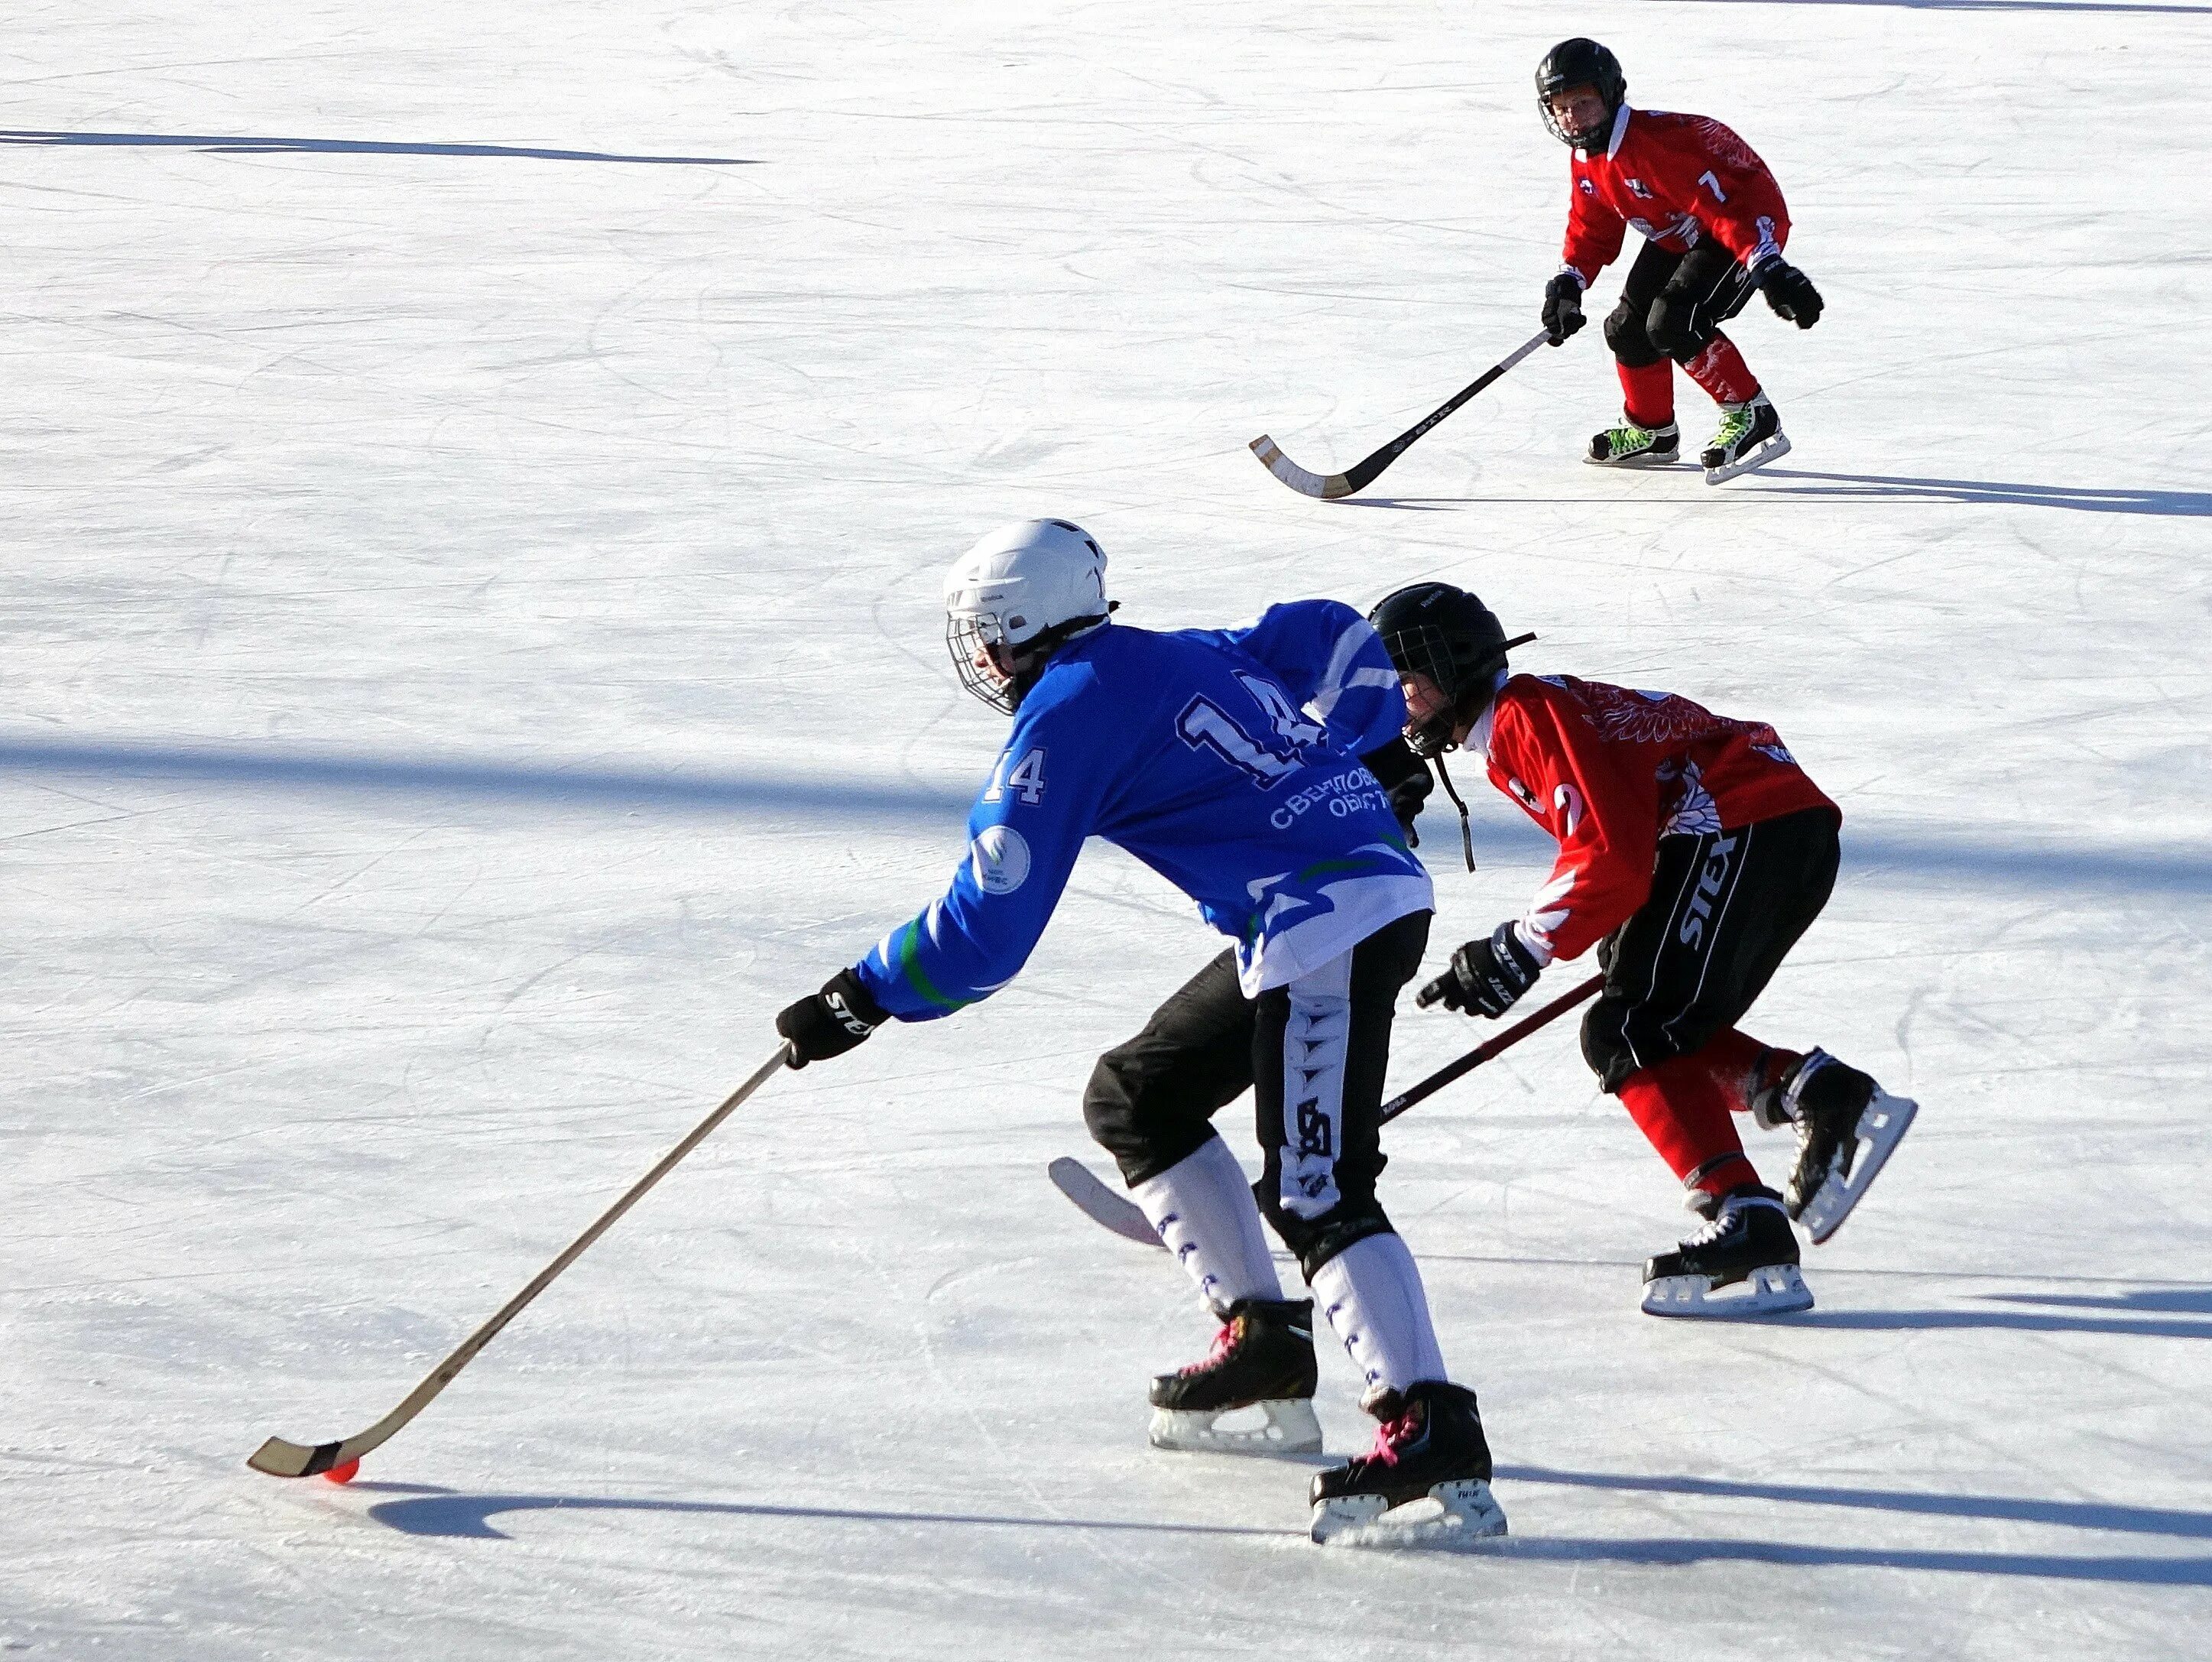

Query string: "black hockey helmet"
[1536, 38, 1626, 153]
[1368, 583, 1534, 757]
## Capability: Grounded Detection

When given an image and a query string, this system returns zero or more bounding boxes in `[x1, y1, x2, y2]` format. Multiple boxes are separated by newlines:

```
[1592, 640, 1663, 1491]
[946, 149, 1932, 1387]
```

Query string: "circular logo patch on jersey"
[971, 824, 1032, 895]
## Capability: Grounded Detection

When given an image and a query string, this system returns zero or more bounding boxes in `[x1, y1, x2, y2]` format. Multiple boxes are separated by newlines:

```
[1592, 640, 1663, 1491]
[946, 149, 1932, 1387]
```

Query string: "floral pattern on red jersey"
[1658, 760, 1723, 839]
[1691, 117, 1760, 173]
[1542, 675, 1783, 751]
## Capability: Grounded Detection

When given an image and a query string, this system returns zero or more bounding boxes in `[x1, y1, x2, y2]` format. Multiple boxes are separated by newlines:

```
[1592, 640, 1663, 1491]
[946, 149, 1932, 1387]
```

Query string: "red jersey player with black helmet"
[1533, 38, 1824, 485]
[1369, 582, 1916, 1318]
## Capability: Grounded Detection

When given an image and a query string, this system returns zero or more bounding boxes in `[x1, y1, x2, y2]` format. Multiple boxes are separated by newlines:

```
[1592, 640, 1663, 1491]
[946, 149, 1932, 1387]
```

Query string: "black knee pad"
[1604, 299, 1663, 368]
[1255, 1185, 1395, 1283]
[1648, 295, 1716, 363]
[1580, 999, 1640, 1096]
[1082, 1048, 1218, 1187]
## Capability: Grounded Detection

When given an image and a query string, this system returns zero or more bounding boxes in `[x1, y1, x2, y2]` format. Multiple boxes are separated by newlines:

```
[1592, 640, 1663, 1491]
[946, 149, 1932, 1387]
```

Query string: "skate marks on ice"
[0, 131, 754, 167]
[1659, 2, 2212, 17]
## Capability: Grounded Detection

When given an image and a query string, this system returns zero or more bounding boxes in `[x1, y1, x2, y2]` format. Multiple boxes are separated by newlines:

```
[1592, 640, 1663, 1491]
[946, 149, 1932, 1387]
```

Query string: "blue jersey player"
[775, 519, 1505, 1548]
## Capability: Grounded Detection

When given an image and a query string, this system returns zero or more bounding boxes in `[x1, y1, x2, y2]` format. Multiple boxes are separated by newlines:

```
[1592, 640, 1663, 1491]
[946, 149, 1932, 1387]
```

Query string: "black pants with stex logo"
[1605, 239, 1760, 370]
[1581, 807, 1841, 1094]
[1083, 911, 1431, 1281]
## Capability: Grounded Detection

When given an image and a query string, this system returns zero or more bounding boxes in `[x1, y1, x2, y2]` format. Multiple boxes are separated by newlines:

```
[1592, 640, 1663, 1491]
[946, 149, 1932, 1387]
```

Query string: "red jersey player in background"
[1367, 583, 1916, 1318]
[1533, 37, 1824, 485]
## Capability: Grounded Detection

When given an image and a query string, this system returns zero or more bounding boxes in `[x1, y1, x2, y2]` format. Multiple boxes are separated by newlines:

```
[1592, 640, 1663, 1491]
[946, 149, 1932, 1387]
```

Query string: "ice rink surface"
[5, 0, 2210, 1655]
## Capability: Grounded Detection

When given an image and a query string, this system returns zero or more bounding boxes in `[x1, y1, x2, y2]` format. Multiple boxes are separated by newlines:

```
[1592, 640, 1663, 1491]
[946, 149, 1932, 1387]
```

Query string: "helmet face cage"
[1537, 40, 1625, 151]
[1378, 622, 1476, 757]
[947, 612, 1019, 714]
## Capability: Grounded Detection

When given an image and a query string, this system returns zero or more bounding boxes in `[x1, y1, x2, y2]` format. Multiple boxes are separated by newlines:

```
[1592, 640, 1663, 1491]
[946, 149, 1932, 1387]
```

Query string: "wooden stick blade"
[247, 1435, 348, 1478]
[1250, 435, 1353, 500]
[1047, 1157, 1161, 1248]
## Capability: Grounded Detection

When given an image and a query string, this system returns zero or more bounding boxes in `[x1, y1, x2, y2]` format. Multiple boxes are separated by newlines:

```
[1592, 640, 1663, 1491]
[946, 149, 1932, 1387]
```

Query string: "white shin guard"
[1309, 1232, 1448, 1397]
[1131, 1137, 1283, 1310]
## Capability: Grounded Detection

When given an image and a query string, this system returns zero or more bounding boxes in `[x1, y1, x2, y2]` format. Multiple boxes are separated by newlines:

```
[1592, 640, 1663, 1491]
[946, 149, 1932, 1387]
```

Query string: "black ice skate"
[1642, 1183, 1813, 1318]
[1148, 1297, 1321, 1456]
[1309, 1381, 1507, 1548]
[1587, 412, 1682, 468]
[1754, 1048, 1918, 1245]
[1700, 391, 1792, 483]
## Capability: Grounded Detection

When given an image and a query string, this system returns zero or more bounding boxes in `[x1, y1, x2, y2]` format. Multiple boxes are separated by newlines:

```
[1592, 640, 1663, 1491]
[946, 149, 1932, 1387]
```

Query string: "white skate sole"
[1703, 431, 1792, 485]
[1149, 1397, 1322, 1456]
[1642, 1261, 1814, 1319]
[1584, 448, 1682, 469]
[1311, 1478, 1508, 1549]
[1798, 1087, 1918, 1245]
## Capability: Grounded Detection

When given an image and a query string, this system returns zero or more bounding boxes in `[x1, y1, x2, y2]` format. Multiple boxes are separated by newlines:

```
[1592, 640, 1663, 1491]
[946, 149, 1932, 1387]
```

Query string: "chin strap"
[1429, 753, 1477, 873]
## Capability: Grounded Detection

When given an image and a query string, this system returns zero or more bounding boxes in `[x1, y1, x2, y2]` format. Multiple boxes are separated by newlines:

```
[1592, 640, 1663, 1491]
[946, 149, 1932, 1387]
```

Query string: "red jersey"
[1475, 674, 1836, 964]
[1562, 107, 1790, 287]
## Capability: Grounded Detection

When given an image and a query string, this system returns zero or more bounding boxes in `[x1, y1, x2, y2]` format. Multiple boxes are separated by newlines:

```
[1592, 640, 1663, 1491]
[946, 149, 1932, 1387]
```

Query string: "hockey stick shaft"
[247, 1045, 791, 1478]
[1250, 329, 1552, 500]
[1379, 972, 1603, 1125]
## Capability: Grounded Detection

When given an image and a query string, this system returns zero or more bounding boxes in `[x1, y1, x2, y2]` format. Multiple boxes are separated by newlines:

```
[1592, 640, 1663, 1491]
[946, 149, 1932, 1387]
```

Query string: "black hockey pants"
[1604, 240, 1760, 370]
[1082, 911, 1430, 1281]
[1581, 807, 1841, 1094]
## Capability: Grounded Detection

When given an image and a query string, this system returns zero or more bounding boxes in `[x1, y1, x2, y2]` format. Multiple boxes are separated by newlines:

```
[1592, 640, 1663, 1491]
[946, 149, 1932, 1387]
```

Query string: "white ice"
[5, 2, 2210, 1656]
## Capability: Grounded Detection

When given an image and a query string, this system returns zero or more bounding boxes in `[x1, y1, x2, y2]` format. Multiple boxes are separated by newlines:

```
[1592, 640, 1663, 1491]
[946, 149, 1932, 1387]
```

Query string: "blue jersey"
[855, 599, 1433, 1019]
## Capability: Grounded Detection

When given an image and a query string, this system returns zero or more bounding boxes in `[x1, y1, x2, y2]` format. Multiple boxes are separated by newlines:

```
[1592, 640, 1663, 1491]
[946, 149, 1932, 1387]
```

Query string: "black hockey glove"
[1360, 735, 1432, 847]
[776, 969, 888, 1068]
[1418, 922, 1542, 1018]
[1541, 273, 1587, 346]
[1753, 255, 1823, 329]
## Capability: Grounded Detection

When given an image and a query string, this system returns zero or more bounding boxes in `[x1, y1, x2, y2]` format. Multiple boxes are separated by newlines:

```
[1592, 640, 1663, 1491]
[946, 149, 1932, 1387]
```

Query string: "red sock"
[1694, 1030, 1801, 1115]
[1617, 358, 1675, 428]
[1682, 333, 1760, 407]
[1619, 1054, 1760, 1199]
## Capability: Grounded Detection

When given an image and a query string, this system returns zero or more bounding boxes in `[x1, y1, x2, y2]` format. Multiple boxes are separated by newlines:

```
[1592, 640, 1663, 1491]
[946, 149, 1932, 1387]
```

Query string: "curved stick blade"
[1048, 1157, 1161, 1248]
[1250, 436, 1352, 500]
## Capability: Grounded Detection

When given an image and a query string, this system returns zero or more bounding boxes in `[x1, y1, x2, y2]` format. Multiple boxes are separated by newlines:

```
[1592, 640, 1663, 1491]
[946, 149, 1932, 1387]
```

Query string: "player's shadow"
[1745, 468, 2212, 516]
[1773, 1290, 2212, 1340]
[358, 1487, 1295, 1543]
[0, 129, 753, 166]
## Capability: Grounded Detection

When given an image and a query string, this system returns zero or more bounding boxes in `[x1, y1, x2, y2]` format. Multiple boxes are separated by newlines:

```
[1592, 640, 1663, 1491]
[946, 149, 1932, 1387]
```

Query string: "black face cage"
[1381, 625, 1536, 756]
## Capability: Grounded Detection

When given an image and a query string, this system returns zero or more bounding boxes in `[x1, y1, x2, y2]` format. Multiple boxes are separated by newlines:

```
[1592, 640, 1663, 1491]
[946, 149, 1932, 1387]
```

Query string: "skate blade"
[1642, 1261, 1813, 1319]
[1584, 450, 1681, 469]
[1149, 1398, 1322, 1456]
[1799, 1089, 1918, 1245]
[1703, 431, 1792, 485]
[1312, 1478, 1507, 1548]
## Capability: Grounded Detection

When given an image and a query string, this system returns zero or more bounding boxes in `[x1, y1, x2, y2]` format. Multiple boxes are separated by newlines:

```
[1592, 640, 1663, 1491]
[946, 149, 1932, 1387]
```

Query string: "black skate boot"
[1148, 1297, 1321, 1455]
[1700, 391, 1791, 483]
[1587, 411, 1681, 467]
[1309, 1381, 1507, 1547]
[1641, 1183, 1813, 1318]
[1753, 1048, 1918, 1245]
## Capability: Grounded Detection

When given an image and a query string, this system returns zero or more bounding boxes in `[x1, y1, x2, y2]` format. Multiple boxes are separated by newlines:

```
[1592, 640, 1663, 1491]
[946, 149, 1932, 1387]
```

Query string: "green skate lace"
[1604, 419, 1659, 456]
[1710, 406, 1756, 449]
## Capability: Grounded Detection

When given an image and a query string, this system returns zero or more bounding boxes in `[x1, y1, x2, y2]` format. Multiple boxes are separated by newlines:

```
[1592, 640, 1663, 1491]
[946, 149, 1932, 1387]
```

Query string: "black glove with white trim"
[1542, 273, 1587, 346]
[777, 968, 888, 1068]
[1418, 922, 1543, 1018]
[1361, 736, 1432, 846]
[1753, 255, 1823, 328]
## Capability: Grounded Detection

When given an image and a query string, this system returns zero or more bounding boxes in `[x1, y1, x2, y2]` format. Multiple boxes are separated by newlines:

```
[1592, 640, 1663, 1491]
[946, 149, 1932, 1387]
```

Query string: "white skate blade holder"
[1704, 430, 1792, 485]
[1311, 1479, 1509, 1549]
[1643, 1261, 1814, 1319]
[1800, 1087, 1918, 1245]
[1149, 1398, 1322, 1457]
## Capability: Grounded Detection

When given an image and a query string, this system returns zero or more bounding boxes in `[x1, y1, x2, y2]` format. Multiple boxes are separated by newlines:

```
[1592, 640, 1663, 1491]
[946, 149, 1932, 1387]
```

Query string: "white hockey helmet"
[944, 518, 1111, 711]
